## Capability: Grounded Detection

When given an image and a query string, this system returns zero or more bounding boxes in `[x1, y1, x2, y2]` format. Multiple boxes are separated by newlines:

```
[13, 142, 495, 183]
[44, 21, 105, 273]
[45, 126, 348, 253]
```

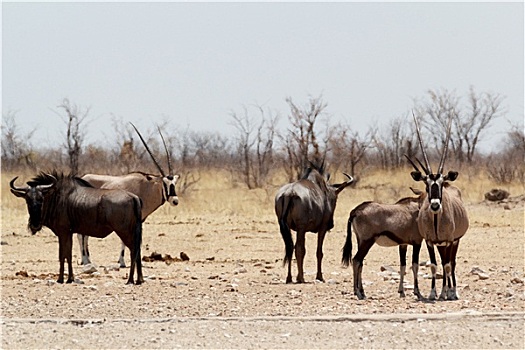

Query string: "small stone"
[478, 272, 490, 280]
[81, 264, 98, 274]
[511, 277, 524, 284]
[470, 266, 485, 275]
[381, 265, 395, 272]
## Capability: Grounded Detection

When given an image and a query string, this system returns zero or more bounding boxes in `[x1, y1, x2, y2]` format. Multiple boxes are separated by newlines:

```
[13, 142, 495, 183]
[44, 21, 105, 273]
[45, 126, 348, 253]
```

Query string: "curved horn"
[157, 126, 173, 175]
[37, 174, 57, 190]
[412, 112, 432, 175]
[342, 172, 354, 182]
[335, 172, 354, 195]
[130, 123, 166, 177]
[9, 176, 27, 193]
[437, 115, 453, 174]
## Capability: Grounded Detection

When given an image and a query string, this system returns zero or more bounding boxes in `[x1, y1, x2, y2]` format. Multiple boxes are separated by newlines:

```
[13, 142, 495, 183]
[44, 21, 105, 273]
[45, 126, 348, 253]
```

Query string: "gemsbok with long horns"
[10, 171, 144, 284]
[406, 114, 469, 300]
[342, 190, 424, 300]
[79, 123, 179, 267]
[275, 161, 354, 283]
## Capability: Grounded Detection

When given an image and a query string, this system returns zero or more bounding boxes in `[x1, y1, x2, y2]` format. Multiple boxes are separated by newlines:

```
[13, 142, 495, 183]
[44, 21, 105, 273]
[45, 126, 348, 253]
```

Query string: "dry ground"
[1, 169, 524, 349]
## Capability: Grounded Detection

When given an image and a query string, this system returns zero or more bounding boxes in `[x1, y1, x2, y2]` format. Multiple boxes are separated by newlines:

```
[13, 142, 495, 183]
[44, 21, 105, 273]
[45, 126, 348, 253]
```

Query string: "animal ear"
[445, 171, 458, 182]
[410, 187, 423, 196]
[410, 171, 423, 181]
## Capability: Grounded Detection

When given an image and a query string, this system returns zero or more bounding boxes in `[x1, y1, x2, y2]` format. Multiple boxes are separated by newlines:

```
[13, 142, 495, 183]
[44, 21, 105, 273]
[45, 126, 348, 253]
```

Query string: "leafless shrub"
[414, 86, 505, 165]
[486, 122, 525, 185]
[328, 122, 373, 180]
[372, 115, 417, 170]
[230, 105, 278, 189]
[1, 110, 36, 171]
[280, 96, 329, 181]
[55, 99, 90, 175]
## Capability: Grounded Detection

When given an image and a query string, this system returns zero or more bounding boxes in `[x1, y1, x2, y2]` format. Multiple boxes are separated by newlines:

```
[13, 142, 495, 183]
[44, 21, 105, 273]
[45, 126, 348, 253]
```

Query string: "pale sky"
[2, 1, 524, 152]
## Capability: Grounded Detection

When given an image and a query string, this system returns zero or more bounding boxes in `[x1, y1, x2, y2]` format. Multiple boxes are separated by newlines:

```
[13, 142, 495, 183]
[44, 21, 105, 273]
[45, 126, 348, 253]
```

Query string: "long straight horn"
[157, 126, 173, 175]
[438, 115, 453, 174]
[130, 123, 166, 177]
[412, 112, 432, 175]
[404, 154, 420, 172]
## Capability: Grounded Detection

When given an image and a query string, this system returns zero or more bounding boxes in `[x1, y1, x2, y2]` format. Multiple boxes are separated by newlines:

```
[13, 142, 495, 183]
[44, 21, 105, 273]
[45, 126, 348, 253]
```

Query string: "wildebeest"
[275, 162, 354, 283]
[10, 171, 144, 285]
[406, 114, 469, 300]
[342, 190, 424, 300]
[79, 123, 179, 267]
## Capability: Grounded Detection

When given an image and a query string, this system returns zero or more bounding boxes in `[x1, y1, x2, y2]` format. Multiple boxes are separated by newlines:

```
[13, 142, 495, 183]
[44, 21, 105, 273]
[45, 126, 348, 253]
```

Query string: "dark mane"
[28, 171, 93, 188]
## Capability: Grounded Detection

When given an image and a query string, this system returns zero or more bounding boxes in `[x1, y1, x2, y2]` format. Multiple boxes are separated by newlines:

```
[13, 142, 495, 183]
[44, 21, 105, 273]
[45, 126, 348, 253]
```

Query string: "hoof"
[447, 290, 459, 300]
[286, 276, 293, 284]
[399, 291, 406, 298]
[356, 291, 366, 300]
[428, 290, 437, 301]
[66, 278, 74, 284]
[57, 279, 64, 284]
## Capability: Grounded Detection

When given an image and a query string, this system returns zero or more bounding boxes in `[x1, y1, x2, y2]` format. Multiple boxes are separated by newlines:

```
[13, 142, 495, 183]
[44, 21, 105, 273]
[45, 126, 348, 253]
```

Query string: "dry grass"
[4, 167, 522, 238]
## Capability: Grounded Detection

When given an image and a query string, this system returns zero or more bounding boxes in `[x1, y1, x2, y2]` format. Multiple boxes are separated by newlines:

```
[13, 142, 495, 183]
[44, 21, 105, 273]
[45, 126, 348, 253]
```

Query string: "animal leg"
[352, 238, 374, 300]
[315, 230, 327, 282]
[295, 232, 306, 283]
[286, 257, 293, 284]
[57, 236, 66, 284]
[447, 241, 460, 300]
[127, 247, 136, 285]
[77, 234, 91, 265]
[65, 234, 74, 283]
[411, 243, 423, 300]
[437, 245, 449, 301]
[426, 243, 438, 300]
[118, 241, 127, 268]
[398, 245, 407, 297]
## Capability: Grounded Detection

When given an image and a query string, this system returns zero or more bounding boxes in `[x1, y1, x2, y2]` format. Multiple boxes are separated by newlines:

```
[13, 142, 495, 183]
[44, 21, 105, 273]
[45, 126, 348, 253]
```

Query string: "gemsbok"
[407, 114, 469, 300]
[275, 161, 354, 283]
[342, 190, 424, 300]
[10, 171, 144, 285]
[79, 123, 179, 267]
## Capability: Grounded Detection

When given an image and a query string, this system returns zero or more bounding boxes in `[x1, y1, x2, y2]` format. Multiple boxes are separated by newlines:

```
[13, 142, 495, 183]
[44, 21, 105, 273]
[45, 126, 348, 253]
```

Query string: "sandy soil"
[1, 195, 524, 349]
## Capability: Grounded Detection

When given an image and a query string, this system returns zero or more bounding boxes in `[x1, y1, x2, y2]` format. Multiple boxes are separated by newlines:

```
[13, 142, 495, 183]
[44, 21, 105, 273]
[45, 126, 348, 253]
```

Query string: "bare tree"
[56, 99, 90, 175]
[414, 87, 505, 164]
[230, 105, 278, 189]
[373, 115, 417, 170]
[328, 123, 373, 180]
[1, 110, 36, 171]
[280, 96, 328, 181]
[487, 121, 525, 184]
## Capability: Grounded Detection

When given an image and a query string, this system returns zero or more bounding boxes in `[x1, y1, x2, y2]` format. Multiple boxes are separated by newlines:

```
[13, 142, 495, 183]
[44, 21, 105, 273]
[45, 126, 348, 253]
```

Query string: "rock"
[15, 270, 29, 278]
[380, 265, 395, 272]
[477, 273, 490, 280]
[484, 189, 510, 202]
[180, 252, 190, 261]
[470, 266, 486, 275]
[81, 264, 98, 274]
[511, 277, 524, 284]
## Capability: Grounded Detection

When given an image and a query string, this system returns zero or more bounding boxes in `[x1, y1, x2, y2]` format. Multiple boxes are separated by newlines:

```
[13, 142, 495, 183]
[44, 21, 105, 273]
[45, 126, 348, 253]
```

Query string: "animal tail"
[132, 197, 143, 265]
[341, 209, 356, 267]
[278, 195, 294, 268]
